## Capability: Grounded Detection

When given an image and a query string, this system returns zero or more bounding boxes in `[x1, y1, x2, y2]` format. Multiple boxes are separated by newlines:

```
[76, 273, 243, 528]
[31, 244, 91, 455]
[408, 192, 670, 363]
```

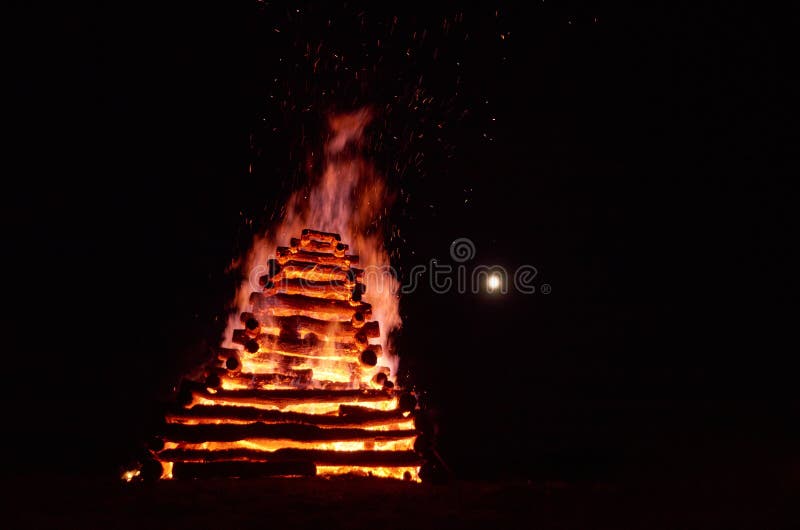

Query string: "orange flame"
[224, 108, 401, 378]
[143, 109, 420, 484]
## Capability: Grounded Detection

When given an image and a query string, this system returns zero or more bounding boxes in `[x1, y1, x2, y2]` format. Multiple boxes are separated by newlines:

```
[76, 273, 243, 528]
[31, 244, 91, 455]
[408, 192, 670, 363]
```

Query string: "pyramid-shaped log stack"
[154, 229, 421, 481]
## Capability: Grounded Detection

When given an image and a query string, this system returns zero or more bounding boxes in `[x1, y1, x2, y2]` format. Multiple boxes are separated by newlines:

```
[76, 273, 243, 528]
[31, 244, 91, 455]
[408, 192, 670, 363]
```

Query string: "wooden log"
[250, 292, 372, 321]
[160, 448, 420, 467]
[360, 348, 378, 367]
[269, 316, 379, 340]
[301, 228, 341, 244]
[338, 404, 401, 418]
[264, 278, 362, 301]
[351, 311, 367, 328]
[222, 370, 313, 388]
[276, 247, 360, 266]
[213, 347, 242, 371]
[218, 347, 354, 380]
[244, 350, 361, 375]
[290, 237, 349, 253]
[171, 461, 316, 480]
[225, 355, 240, 371]
[260, 261, 364, 284]
[165, 404, 408, 427]
[161, 421, 417, 443]
[192, 388, 392, 408]
[232, 329, 379, 359]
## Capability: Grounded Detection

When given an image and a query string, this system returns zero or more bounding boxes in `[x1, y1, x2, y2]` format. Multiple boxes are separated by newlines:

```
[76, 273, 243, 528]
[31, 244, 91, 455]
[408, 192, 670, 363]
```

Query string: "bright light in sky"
[487, 274, 501, 292]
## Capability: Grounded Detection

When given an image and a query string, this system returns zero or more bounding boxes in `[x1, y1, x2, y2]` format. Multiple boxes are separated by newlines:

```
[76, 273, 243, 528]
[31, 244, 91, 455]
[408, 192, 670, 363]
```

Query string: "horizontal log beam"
[213, 349, 351, 378]
[232, 329, 371, 358]
[171, 461, 316, 480]
[221, 370, 313, 387]
[263, 278, 361, 300]
[242, 350, 361, 376]
[268, 316, 380, 340]
[290, 237, 348, 253]
[261, 261, 364, 284]
[161, 422, 416, 443]
[160, 448, 420, 467]
[234, 330, 345, 355]
[165, 405, 407, 427]
[192, 388, 391, 407]
[301, 228, 341, 244]
[251, 292, 371, 321]
[276, 247, 359, 266]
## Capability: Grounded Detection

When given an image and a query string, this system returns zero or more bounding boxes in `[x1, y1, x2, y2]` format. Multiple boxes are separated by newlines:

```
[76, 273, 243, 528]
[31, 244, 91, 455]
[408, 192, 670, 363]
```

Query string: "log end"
[360, 349, 378, 367]
[225, 355, 240, 371]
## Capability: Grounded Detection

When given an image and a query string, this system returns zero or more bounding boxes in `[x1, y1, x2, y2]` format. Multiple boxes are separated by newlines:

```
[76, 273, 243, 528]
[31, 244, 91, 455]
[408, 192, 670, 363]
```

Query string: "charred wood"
[165, 404, 407, 427]
[192, 388, 392, 407]
[160, 448, 420, 466]
[161, 422, 416, 443]
[251, 292, 372, 321]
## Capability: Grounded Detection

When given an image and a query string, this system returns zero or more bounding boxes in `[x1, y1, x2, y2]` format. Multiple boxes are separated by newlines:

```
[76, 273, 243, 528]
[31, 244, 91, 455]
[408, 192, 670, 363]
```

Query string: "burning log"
[165, 404, 408, 427]
[160, 448, 420, 466]
[243, 338, 260, 353]
[251, 292, 372, 321]
[244, 350, 361, 376]
[221, 370, 313, 387]
[290, 237, 349, 253]
[161, 421, 416, 443]
[260, 261, 364, 285]
[270, 316, 380, 340]
[351, 311, 367, 328]
[152, 229, 416, 482]
[232, 329, 380, 360]
[213, 347, 242, 372]
[276, 247, 360, 266]
[243, 315, 261, 336]
[171, 461, 316, 480]
[338, 404, 399, 418]
[301, 228, 341, 244]
[233, 329, 333, 353]
[360, 348, 378, 367]
[264, 278, 363, 301]
[192, 388, 392, 408]
[225, 355, 241, 371]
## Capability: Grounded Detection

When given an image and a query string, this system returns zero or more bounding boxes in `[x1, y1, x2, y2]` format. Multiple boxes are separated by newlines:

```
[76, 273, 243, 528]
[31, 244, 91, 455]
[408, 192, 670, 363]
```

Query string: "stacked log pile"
[150, 229, 428, 481]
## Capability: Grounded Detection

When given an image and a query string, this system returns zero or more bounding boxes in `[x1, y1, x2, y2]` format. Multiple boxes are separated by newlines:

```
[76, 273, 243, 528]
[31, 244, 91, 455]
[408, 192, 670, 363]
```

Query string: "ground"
[6, 471, 798, 530]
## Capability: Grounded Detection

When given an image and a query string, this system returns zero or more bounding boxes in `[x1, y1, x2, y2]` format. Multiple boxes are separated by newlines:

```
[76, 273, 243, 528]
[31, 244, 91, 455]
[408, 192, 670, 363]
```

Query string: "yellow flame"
[121, 469, 140, 482]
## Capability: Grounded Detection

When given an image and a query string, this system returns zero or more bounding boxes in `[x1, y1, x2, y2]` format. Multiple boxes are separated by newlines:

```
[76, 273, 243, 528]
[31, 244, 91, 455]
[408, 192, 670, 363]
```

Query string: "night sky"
[5, 2, 795, 480]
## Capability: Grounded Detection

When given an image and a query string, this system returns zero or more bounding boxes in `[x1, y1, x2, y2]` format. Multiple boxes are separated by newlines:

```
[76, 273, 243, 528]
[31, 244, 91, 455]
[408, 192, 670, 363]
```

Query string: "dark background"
[5, 1, 795, 480]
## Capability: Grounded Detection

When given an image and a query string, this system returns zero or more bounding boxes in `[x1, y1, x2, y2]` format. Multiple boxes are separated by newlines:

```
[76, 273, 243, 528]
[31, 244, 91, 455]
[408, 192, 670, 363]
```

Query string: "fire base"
[142, 229, 433, 482]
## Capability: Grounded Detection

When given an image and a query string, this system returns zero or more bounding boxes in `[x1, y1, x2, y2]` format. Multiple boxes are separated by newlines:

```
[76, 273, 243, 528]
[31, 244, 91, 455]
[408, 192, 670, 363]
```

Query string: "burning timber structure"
[134, 229, 437, 482]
